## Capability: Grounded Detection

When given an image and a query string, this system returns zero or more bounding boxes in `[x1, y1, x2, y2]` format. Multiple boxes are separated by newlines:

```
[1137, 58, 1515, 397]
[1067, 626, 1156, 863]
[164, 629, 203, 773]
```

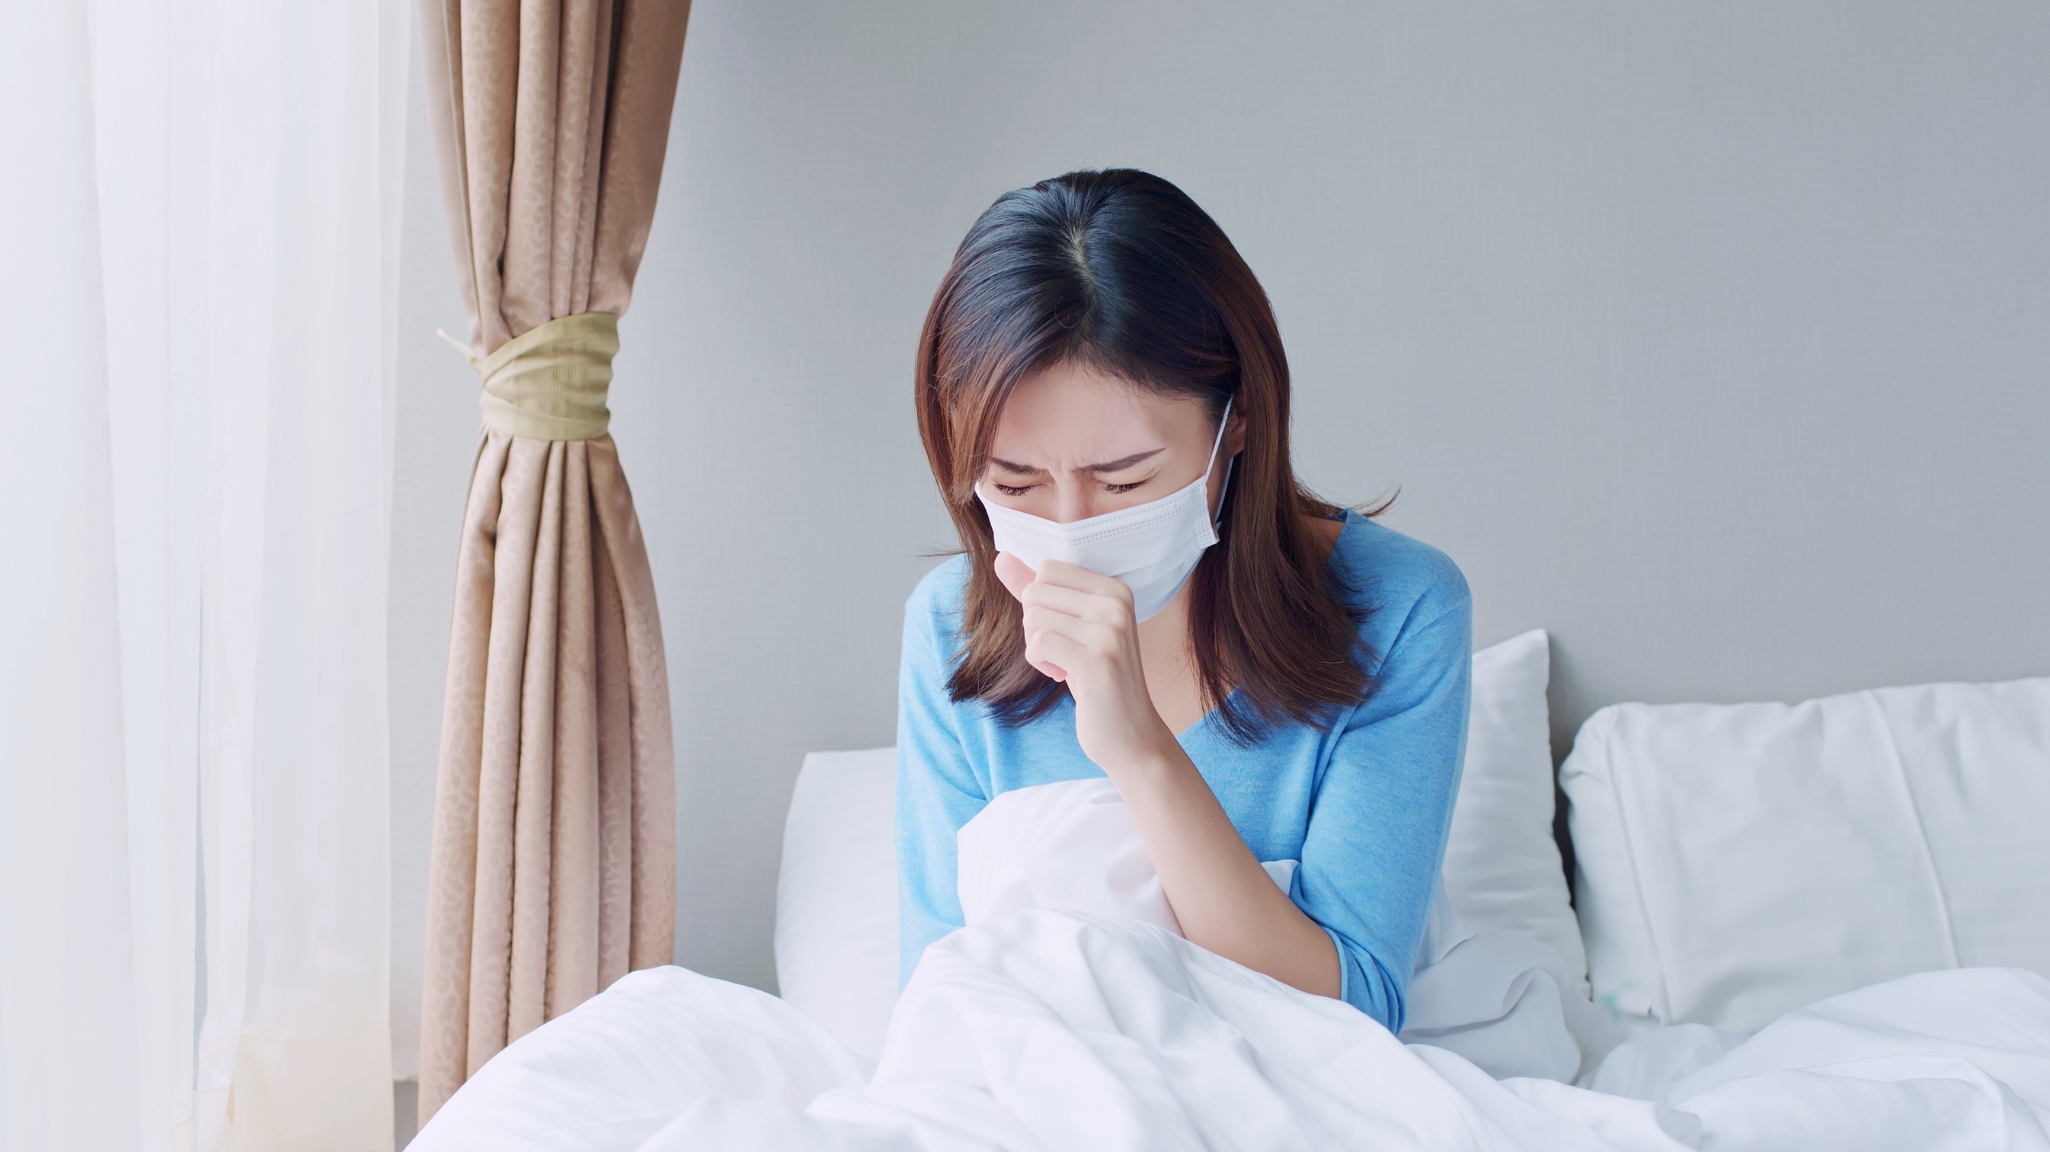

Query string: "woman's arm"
[1291, 591, 1470, 1030]
[1103, 741, 1345, 997]
[1014, 552, 1472, 1027]
[895, 568, 989, 986]
[1012, 559, 1342, 997]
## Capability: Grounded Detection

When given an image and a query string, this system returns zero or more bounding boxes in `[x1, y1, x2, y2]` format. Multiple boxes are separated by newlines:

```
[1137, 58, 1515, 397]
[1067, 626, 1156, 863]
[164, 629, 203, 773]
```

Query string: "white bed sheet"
[420, 774, 2050, 1150]
[427, 644, 2050, 1147]
[413, 917, 2050, 1151]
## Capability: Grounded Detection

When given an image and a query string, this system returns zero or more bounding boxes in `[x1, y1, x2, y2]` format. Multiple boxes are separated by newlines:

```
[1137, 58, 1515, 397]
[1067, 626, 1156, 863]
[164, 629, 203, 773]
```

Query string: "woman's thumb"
[992, 550, 1035, 601]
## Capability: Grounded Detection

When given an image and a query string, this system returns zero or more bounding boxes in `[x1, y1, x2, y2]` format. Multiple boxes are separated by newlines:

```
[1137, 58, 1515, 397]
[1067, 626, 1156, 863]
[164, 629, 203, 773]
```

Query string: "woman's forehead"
[991, 363, 1207, 464]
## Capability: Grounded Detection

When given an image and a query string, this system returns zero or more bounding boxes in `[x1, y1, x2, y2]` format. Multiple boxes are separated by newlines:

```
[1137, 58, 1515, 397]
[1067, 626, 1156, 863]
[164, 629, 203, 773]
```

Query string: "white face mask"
[977, 398, 1235, 623]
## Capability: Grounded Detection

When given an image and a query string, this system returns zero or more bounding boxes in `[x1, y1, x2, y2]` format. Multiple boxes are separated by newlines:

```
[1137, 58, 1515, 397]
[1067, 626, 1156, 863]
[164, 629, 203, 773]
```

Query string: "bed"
[412, 632, 2050, 1150]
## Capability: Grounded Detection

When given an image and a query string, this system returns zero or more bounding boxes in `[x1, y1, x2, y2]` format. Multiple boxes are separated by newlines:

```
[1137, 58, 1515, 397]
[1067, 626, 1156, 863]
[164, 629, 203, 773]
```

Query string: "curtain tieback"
[446, 312, 619, 441]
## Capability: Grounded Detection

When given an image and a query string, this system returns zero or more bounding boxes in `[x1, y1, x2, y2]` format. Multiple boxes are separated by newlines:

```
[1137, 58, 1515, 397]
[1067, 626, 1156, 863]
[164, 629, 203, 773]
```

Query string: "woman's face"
[978, 360, 1243, 524]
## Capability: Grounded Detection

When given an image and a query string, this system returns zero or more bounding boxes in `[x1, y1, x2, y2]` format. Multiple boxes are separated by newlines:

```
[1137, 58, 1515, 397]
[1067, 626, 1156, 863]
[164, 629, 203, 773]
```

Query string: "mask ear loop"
[1207, 396, 1237, 532]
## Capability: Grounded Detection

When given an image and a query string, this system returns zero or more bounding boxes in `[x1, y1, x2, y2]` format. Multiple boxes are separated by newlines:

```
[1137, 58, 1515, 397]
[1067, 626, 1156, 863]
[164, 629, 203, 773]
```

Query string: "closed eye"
[992, 481, 1038, 497]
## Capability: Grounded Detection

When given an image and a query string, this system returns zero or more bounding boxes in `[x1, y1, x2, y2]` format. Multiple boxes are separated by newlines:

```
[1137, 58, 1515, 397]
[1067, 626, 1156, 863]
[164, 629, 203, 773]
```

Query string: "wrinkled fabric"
[414, 0, 691, 1124]
[954, 775, 1618, 1083]
[415, 912, 2050, 1152]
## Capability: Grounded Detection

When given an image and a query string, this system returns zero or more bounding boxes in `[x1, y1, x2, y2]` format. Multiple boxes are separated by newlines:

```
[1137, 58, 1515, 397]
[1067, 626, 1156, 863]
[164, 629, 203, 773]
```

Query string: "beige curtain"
[414, 0, 691, 1125]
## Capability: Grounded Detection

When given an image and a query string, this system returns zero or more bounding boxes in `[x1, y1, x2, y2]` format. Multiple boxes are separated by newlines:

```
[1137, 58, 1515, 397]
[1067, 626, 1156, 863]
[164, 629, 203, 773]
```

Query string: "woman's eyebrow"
[1082, 448, 1163, 473]
[988, 447, 1163, 476]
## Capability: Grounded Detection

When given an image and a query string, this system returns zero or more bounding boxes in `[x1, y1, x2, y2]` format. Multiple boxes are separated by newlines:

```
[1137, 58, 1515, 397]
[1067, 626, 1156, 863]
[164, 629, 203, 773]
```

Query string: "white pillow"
[774, 747, 899, 1054]
[1563, 675, 2050, 1035]
[775, 629, 1577, 1052]
[1441, 629, 1585, 991]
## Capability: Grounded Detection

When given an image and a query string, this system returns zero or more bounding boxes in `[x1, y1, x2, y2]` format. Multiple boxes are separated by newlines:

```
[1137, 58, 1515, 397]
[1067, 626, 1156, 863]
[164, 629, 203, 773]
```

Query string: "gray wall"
[390, 0, 2050, 1063]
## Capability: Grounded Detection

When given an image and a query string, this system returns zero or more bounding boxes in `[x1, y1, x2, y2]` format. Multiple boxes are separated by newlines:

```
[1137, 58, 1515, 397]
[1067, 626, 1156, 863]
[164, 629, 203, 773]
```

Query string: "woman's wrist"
[1099, 724, 1186, 787]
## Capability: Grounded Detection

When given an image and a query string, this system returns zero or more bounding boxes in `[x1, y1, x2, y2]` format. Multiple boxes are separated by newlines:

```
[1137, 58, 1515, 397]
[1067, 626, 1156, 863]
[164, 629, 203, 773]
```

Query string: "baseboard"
[393, 1078, 419, 1149]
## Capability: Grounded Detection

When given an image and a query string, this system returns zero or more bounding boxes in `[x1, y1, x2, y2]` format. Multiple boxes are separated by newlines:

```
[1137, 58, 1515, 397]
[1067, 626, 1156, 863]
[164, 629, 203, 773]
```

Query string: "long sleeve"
[894, 562, 990, 986]
[1292, 569, 1472, 1032]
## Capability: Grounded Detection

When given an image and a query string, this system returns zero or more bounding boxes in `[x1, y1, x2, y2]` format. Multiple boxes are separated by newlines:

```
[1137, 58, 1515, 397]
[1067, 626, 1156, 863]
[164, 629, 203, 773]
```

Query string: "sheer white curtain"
[0, 0, 408, 1148]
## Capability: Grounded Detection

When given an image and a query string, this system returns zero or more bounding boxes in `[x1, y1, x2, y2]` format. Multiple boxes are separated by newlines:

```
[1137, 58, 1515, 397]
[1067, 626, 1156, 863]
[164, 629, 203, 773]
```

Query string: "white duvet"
[415, 780, 2050, 1151]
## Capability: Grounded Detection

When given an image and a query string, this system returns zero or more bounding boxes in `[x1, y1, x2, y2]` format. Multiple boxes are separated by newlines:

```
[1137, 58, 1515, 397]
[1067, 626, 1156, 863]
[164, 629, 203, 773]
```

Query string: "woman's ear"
[1225, 405, 1248, 457]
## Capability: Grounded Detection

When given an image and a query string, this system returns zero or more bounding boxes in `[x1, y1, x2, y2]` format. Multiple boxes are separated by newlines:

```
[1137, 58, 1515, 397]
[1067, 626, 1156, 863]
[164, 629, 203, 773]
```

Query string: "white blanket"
[415, 779, 2050, 1150]
[415, 915, 2050, 1151]
[952, 777, 1619, 1084]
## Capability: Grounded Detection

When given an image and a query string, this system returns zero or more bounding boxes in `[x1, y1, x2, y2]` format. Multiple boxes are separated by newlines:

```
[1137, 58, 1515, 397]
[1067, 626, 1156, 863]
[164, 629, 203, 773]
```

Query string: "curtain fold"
[415, 0, 691, 1123]
[1, 0, 408, 1148]
[0, 5, 140, 1148]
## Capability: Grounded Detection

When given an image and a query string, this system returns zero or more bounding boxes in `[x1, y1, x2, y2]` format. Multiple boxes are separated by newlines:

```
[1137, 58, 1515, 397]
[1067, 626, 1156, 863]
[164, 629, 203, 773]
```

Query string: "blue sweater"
[894, 510, 1472, 1031]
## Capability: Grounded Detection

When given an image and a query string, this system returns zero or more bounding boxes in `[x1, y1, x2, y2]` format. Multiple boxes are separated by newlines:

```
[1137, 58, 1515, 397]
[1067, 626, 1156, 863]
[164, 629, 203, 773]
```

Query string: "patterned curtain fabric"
[414, 0, 692, 1124]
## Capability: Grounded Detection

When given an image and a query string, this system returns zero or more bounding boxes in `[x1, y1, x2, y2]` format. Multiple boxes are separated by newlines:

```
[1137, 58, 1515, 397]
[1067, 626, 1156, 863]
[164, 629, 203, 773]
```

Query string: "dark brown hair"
[915, 168, 1375, 742]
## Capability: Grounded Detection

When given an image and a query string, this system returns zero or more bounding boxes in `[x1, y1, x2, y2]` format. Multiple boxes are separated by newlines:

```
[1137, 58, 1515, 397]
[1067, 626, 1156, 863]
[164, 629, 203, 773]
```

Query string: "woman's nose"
[1051, 478, 1097, 524]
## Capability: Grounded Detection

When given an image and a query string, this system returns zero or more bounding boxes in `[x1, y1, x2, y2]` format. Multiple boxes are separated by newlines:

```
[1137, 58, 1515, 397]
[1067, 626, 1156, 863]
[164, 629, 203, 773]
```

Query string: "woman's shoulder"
[903, 554, 972, 652]
[1327, 511, 1471, 646]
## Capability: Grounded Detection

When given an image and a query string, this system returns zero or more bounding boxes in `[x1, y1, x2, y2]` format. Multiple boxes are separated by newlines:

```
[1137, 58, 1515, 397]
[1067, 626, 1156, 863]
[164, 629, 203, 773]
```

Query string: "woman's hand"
[992, 549, 1342, 1000]
[994, 552, 1177, 775]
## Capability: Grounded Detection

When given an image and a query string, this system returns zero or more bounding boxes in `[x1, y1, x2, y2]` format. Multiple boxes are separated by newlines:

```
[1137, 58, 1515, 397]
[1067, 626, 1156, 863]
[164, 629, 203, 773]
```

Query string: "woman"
[898, 168, 1473, 1031]
[413, 170, 1481, 1149]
